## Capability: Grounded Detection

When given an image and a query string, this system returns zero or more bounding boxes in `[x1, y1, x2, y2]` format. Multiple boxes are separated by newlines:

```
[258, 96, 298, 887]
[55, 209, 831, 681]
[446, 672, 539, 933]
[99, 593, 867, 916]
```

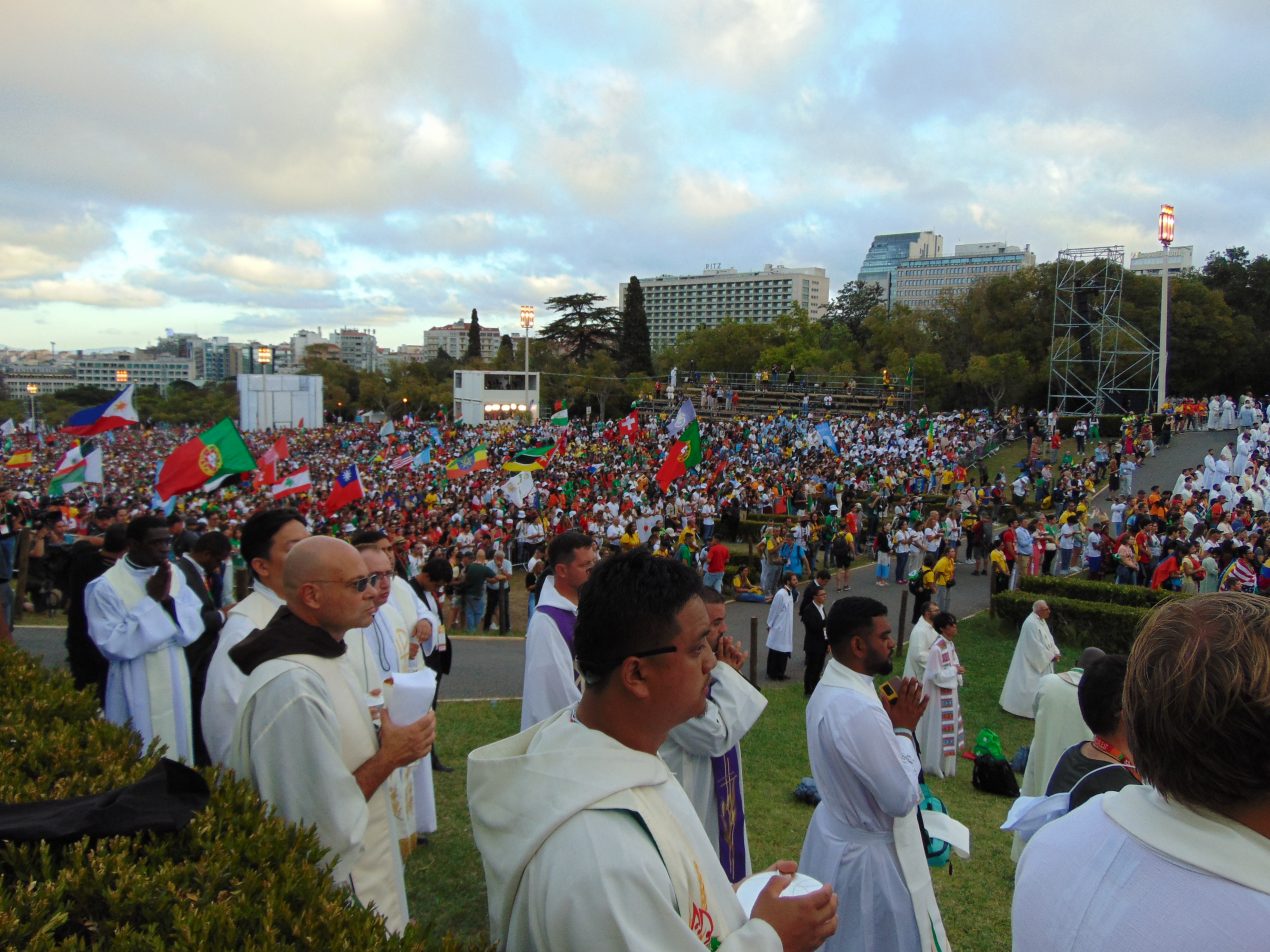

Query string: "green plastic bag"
[973, 728, 1004, 761]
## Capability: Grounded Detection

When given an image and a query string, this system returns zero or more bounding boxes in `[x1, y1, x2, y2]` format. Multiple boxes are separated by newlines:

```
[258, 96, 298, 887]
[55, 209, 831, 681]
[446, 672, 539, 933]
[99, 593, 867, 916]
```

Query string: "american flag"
[390, 450, 413, 470]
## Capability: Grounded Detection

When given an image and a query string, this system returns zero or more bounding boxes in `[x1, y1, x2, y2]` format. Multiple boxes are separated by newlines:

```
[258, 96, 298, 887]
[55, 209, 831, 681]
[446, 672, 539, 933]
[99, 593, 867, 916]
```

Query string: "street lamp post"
[1157, 203, 1175, 413]
[25, 383, 38, 432]
[519, 305, 535, 422]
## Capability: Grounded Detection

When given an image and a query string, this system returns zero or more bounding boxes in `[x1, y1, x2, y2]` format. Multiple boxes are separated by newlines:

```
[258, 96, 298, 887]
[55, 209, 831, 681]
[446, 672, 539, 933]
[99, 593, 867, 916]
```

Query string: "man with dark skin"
[85, 515, 206, 762]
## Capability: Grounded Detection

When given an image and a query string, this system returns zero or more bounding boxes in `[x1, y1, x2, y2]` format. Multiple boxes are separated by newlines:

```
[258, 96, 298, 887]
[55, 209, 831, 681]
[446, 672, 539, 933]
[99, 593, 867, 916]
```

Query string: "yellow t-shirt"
[990, 549, 1008, 576]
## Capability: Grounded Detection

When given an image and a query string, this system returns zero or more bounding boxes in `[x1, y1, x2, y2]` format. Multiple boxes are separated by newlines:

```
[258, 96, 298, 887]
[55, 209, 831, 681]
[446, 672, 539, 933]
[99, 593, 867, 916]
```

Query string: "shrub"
[1017, 575, 1191, 609]
[0, 645, 484, 950]
[990, 590, 1151, 654]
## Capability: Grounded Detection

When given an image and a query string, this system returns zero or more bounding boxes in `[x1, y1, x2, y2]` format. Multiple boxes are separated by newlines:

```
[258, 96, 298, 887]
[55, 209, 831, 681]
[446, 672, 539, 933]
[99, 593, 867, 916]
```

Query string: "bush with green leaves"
[0, 645, 484, 950]
[991, 590, 1153, 654]
[1016, 574, 1189, 609]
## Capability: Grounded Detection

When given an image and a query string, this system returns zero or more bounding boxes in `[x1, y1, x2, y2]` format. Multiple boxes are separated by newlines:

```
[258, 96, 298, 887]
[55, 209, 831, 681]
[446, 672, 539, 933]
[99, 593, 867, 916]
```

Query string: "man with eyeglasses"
[470, 550, 837, 951]
[86, 515, 207, 762]
[519, 531, 599, 730]
[229, 536, 435, 936]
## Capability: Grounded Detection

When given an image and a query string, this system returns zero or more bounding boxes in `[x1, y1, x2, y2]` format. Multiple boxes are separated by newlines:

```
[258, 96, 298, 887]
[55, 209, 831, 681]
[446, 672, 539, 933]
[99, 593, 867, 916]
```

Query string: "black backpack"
[972, 753, 1020, 798]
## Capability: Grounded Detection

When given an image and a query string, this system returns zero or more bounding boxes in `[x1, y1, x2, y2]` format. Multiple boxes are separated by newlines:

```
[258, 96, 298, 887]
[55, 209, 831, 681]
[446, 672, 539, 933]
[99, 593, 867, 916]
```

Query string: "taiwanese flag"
[156, 418, 257, 500]
[655, 419, 702, 491]
[323, 464, 365, 517]
[63, 385, 140, 436]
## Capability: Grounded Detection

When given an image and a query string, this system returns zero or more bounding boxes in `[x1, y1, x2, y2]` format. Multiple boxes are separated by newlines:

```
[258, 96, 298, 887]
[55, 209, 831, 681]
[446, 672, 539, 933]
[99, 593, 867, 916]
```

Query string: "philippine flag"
[63, 385, 140, 436]
[323, 464, 365, 517]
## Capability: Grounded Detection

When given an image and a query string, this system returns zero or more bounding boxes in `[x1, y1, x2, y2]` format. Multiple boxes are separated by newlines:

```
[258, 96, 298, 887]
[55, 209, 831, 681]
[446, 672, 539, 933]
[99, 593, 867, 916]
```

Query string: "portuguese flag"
[157, 418, 256, 500]
[655, 419, 702, 491]
[502, 441, 557, 473]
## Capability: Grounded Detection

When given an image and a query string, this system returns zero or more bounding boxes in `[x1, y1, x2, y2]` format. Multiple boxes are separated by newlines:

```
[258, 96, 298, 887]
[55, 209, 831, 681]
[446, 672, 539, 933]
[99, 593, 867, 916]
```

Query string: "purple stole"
[537, 604, 582, 692]
[536, 605, 577, 655]
[708, 684, 748, 883]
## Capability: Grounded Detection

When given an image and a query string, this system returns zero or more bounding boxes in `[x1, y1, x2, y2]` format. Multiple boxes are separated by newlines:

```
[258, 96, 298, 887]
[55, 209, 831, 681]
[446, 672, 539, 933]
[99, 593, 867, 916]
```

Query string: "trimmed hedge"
[0, 645, 483, 950]
[991, 590, 1152, 654]
[1017, 575, 1189, 609]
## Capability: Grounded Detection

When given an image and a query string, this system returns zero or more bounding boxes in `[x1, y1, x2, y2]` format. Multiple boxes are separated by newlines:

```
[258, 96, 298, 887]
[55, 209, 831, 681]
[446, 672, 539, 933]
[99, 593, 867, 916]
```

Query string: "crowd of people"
[2, 384, 1269, 949]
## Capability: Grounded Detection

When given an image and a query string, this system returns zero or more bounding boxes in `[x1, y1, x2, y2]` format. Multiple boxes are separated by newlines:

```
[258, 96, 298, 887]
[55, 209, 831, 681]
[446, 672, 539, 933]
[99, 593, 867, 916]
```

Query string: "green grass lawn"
[411, 612, 1033, 951]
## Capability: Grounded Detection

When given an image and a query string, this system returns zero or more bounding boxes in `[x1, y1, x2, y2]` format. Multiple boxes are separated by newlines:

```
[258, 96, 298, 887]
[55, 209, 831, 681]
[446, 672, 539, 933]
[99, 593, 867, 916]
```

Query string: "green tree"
[495, 334, 515, 366]
[823, 279, 885, 343]
[466, 308, 482, 361]
[964, 352, 1031, 414]
[541, 293, 619, 363]
[616, 277, 653, 376]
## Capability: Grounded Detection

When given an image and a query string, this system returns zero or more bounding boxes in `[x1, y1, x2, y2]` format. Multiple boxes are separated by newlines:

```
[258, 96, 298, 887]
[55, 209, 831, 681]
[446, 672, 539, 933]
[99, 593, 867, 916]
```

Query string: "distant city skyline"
[3, 1, 1268, 351]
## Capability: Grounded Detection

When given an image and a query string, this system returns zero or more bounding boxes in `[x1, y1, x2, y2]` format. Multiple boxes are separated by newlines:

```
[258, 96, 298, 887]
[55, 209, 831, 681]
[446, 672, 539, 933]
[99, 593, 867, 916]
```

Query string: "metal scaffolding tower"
[1048, 246, 1158, 416]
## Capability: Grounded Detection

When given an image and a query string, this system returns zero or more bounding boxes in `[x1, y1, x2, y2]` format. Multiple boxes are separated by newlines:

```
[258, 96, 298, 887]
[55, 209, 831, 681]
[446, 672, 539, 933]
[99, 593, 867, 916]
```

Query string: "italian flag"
[550, 399, 569, 426]
[271, 467, 312, 499]
[655, 419, 702, 491]
[156, 418, 257, 501]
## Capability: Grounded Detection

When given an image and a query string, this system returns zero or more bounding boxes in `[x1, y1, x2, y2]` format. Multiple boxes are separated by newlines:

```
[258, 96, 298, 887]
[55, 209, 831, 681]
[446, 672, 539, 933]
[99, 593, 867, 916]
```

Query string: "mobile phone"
[879, 681, 899, 706]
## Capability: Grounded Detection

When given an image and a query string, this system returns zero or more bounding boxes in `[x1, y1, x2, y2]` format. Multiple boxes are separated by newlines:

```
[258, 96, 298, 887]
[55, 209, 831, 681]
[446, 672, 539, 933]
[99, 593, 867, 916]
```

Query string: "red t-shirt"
[706, 542, 730, 573]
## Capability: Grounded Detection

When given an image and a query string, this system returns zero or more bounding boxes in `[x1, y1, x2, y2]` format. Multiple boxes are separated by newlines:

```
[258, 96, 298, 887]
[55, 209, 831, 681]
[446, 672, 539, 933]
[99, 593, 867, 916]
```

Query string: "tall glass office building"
[856, 231, 943, 309]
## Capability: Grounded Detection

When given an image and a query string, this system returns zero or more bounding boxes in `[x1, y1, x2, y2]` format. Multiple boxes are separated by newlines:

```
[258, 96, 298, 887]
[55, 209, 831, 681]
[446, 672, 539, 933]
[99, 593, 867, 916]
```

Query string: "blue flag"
[814, 421, 840, 455]
[411, 447, 432, 470]
[429, 426, 443, 445]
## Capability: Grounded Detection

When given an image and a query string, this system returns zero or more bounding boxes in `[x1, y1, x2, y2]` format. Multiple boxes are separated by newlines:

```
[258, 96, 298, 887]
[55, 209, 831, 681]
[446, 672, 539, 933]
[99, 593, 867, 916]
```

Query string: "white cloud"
[198, 254, 339, 291]
[0, 278, 164, 308]
[676, 172, 759, 222]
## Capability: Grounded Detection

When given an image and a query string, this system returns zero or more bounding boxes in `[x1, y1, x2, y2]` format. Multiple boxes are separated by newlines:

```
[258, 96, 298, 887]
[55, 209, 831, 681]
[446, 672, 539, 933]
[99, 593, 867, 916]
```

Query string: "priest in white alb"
[660, 586, 767, 882]
[86, 515, 205, 762]
[915, 612, 964, 779]
[900, 600, 939, 682]
[765, 573, 797, 680]
[469, 550, 838, 951]
[1000, 600, 1060, 718]
[800, 595, 950, 952]
[202, 509, 309, 766]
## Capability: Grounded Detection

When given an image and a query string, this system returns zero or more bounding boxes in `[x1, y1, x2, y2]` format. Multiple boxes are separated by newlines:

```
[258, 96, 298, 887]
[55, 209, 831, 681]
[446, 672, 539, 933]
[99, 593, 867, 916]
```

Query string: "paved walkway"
[12, 427, 1207, 701]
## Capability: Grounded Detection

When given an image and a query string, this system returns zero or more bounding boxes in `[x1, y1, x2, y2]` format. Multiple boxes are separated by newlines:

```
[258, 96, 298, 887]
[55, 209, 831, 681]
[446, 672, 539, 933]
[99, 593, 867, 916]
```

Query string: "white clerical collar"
[253, 581, 284, 605]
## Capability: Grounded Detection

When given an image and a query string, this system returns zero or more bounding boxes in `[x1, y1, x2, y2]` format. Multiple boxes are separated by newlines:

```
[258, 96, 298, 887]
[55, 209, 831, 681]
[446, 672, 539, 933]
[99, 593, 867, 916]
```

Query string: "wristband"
[893, 727, 914, 740]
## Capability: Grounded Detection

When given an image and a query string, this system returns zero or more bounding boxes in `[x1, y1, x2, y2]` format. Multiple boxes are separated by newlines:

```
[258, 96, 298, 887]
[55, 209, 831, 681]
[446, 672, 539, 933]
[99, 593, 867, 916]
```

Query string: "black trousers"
[766, 649, 790, 680]
[804, 640, 827, 695]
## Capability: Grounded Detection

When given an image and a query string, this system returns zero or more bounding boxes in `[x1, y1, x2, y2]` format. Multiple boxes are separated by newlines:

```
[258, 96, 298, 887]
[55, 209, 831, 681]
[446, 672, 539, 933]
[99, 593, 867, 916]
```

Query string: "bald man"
[228, 536, 435, 935]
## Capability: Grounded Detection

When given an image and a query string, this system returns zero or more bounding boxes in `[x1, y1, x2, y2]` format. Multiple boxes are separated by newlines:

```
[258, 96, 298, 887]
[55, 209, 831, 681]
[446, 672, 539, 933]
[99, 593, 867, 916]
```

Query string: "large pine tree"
[617, 276, 653, 376]
[466, 308, 482, 360]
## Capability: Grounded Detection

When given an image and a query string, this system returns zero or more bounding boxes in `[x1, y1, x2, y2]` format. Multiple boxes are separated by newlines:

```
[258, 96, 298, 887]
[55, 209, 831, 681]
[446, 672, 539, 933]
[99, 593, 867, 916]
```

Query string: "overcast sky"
[3, 0, 1268, 352]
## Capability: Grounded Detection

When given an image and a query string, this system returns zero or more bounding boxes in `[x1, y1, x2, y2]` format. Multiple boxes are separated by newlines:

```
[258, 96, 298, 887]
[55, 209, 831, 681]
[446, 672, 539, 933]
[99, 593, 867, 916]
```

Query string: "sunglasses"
[312, 573, 382, 593]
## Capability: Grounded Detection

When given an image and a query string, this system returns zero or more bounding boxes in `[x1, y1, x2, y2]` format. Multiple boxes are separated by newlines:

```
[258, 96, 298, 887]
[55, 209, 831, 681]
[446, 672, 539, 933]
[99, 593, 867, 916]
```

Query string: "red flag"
[706, 458, 728, 489]
[618, 411, 640, 443]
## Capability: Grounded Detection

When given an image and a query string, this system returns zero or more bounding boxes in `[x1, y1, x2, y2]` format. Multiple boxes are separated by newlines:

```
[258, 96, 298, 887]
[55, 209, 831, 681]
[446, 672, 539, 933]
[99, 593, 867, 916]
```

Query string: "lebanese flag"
[323, 464, 365, 517]
[271, 467, 312, 499]
[63, 385, 139, 436]
[618, 410, 640, 443]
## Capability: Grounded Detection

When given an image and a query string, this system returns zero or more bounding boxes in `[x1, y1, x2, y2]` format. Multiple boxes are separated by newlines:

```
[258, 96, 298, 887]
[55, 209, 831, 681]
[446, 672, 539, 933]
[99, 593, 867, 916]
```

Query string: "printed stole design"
[708, 683, 748, 883]
[935, 639, 963, 756]
[537, 604, 581, 690]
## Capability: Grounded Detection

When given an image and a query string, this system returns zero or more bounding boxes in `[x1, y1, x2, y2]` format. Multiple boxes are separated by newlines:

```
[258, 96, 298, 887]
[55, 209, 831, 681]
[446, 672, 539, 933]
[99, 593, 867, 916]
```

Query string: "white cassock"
[468, 708, 782, 951]
[1220, 398, 1236, 429]
[231, 652, 408, 934]
[1203, 453, 1218, 491]
[1012, 668, 1090, 861]
[1207, 398, 1221, 430]
[201, 582, 284, 766]
[1013, 786, 1270, 951]
[1000, 613, 1059, 718]
[800, 659, 949, 952]
[520, 576, 580, 730]
[660, 663, 768, 881]
[388, 575, 440, 837]
[86, 558, 205, 762]
[901, 618, 937, 682]
[765, 587, 794, 654]
[347, 601, 419, 854]
[916, 636, 963, 779]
